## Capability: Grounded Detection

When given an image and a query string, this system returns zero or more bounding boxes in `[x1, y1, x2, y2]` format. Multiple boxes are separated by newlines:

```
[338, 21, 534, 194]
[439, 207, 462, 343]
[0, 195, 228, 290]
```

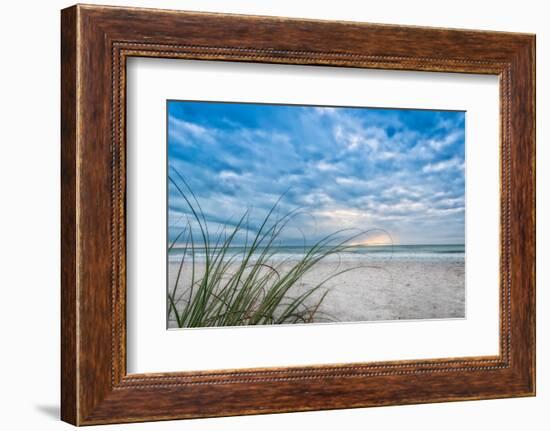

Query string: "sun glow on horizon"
[348, 233, 395, 247]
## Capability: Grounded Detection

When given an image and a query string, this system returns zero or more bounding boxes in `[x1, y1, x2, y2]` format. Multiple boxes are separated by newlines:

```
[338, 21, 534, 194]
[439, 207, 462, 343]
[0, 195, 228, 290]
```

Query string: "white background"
[127, 59, 500, 373]
[0, 0, 547, 430]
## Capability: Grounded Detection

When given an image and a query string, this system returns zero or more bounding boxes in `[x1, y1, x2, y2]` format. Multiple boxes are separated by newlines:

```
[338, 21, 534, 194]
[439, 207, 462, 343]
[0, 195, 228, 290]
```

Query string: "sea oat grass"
[167, 168, 369, 328]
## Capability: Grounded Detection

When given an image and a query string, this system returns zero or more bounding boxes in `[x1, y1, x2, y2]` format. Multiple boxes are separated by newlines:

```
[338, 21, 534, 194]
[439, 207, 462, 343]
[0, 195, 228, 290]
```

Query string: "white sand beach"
[167, 257, 465, 328]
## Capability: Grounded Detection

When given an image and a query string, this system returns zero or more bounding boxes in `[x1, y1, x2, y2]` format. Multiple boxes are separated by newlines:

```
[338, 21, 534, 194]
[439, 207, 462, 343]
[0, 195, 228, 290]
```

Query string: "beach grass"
[167, 168, 368, 328]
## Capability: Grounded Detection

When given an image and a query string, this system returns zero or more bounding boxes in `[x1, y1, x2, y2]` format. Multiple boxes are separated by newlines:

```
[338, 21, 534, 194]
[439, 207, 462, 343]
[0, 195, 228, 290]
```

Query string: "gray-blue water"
[168, 244, 465, 263]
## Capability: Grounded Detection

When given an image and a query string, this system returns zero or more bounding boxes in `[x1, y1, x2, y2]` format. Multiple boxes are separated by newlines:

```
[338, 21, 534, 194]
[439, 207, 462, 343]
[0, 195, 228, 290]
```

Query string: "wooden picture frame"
[61, 4, 535, 425]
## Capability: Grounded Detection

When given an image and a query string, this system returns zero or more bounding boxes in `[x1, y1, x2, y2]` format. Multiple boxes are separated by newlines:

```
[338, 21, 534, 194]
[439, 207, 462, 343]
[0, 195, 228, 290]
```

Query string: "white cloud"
[424, 129, 463, 151]
[383, 185, 423, 199]
[315, 160, 339, 172]
[312, 106, 338, 116]
[302, 192, 334, 206]
[422, 157, 464, 173]
[335, 177, 372, 188]
[375, 151, 402, 161]
[334, 125, 386, 151]
[219, 170, 243, 180]
[437, 197, 465, 208]
[376, 200, 427, 215]
[426, 206, 465, 216]
[168, 116, 215, 145]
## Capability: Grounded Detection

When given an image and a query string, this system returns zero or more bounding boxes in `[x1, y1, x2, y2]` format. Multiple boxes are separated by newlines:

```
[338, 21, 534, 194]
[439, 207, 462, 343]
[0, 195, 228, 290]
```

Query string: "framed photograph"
[61, 4, 536, 425]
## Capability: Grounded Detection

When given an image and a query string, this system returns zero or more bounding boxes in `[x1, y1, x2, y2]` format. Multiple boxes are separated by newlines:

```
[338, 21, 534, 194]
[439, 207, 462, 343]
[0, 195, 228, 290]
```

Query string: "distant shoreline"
[168, 244, 466, 263]
[169, 244, 466, 250]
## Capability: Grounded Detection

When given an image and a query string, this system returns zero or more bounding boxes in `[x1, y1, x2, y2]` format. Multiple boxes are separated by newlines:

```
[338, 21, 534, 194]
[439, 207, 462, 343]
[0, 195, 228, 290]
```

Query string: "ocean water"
[168, 244, 465, 263]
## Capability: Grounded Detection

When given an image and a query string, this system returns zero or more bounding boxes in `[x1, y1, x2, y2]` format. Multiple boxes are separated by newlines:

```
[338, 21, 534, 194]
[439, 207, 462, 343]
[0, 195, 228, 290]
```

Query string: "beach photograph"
[166, 100, 465, 328]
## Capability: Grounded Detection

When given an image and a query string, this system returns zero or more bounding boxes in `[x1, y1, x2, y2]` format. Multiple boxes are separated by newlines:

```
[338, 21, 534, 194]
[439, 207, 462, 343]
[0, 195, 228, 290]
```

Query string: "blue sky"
[167, 101, 465, 245]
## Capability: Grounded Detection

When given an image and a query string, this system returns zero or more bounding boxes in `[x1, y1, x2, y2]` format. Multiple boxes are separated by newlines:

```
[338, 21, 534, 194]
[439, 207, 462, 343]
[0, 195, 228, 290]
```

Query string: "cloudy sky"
[167, 101, 465, 246]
